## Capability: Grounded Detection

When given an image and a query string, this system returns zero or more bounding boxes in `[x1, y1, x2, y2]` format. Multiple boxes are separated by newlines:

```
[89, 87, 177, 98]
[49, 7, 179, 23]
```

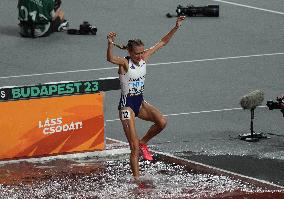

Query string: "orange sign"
[0, 93, 105, 160]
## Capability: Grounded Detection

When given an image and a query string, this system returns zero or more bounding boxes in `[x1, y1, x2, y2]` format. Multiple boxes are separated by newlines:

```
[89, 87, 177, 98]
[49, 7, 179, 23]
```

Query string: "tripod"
[239, 108, 268, 142]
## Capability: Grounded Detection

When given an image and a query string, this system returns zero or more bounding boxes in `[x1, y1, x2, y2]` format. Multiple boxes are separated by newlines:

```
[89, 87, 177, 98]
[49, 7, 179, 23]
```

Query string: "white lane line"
[105, 106, 267, 122]
[106, 118, 121, 122]
[0, 66, 117, 80]
[147, 52, 284, 66]
[0, 52, 283, 80]
[163, 107, 243, 116]
[212, 0, 284, 15]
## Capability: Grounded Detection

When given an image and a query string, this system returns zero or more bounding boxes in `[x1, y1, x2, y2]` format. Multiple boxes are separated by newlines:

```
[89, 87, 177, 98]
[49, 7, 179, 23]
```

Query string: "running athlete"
[17, 0, 68, 38]
[106, 16, 185, 180]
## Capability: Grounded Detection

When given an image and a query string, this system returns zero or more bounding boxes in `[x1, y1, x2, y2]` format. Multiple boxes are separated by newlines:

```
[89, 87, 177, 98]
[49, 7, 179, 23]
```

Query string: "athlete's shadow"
[0, 25, 19, 37]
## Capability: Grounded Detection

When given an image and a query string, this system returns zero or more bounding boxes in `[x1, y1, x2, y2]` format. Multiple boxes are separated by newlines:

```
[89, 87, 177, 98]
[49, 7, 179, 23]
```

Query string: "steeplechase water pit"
[0, 141, 283, 199]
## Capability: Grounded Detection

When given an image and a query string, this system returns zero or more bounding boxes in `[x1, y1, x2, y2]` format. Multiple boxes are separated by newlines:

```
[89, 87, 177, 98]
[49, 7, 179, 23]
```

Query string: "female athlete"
[106, 16, 185, 180]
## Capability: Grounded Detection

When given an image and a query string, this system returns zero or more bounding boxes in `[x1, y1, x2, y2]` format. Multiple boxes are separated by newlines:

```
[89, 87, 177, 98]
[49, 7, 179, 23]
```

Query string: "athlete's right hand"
[107, 32, 117, 44]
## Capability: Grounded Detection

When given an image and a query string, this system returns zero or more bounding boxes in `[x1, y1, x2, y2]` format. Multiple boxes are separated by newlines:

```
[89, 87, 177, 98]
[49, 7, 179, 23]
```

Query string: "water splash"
[0, 156, 279, 198]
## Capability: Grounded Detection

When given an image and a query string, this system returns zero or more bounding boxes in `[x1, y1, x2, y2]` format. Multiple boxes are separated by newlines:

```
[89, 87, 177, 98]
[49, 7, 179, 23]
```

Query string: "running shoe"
[139, 143, 153, 161]
[58, 20, 69, 31]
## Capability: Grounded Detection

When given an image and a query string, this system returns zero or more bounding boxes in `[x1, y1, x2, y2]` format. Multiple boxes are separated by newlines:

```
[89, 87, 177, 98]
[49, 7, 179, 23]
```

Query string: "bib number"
[121, 110, 131, 120]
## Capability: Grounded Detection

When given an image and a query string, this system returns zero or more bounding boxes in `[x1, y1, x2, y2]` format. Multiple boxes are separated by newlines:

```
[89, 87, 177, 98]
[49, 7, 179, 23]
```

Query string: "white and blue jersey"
[118, 57, 146, 116]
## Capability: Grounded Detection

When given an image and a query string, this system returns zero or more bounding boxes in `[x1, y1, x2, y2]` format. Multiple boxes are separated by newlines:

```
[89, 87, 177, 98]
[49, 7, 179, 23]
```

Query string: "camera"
[266, 97, 284, 117]
[79, 21, 97, 35]
[175, 4, 219, 17]
[67, 21, 97, 35]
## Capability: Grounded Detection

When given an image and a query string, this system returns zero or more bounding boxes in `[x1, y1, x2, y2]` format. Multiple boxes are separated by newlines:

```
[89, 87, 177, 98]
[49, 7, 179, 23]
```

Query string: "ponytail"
[112, 39, 144, 51]
[111, 42, 127, 50]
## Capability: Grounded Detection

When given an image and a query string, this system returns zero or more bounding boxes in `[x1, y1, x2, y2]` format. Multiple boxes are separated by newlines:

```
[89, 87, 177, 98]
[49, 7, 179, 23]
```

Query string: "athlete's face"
[129, 45, 145, 63]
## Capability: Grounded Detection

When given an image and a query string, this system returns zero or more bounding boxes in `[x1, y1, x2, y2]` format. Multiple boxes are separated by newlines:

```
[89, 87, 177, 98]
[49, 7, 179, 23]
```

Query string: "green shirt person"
[18, 0, 68, 38]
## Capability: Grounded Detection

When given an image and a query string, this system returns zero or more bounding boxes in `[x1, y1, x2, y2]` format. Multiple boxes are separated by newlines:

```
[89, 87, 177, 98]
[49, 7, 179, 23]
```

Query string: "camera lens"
[90, 26, 97, 35]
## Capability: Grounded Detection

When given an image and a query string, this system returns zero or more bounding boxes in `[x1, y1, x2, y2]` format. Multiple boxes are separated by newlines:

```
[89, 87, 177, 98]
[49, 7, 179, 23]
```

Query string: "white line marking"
[106, 118, 121, 122]
[0, 66, 117, 80]
[105, 106, 266, 122]
[0, 52, 283, 80]
[212, 0, 284, 15]
[147, 52, 284, 66]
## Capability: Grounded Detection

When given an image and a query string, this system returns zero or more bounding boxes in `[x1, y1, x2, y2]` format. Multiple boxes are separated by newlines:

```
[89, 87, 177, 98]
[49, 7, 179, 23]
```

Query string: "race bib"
[128, 81, 144, 95]
[121, 110, 131, 120]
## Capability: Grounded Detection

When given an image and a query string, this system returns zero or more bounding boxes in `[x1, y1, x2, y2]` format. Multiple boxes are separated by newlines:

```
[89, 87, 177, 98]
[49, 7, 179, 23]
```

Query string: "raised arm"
[143, 16, 186, 61]
[106, 32, 128, 67]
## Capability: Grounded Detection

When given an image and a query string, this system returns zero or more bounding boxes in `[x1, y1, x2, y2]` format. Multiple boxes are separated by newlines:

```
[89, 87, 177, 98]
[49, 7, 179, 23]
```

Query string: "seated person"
[17, 0, 68, 38]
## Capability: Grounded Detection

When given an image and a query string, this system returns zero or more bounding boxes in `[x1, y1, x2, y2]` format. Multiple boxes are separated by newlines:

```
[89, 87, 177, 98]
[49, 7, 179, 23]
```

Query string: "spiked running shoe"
[139, 143, 153, 161]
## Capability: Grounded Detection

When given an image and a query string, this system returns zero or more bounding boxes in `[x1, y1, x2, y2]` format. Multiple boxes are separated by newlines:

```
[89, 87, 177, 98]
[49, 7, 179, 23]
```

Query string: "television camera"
[166, 4, 219, 18]
[266, 97, 284, 117]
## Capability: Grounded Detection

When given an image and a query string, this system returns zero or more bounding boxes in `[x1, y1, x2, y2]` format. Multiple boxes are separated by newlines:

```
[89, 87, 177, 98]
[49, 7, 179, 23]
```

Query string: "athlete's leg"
[50, 8, 69, 33]
[119, 107, 140, 180]
[52, 7, 65, 21]
[138, 101, 167, 144]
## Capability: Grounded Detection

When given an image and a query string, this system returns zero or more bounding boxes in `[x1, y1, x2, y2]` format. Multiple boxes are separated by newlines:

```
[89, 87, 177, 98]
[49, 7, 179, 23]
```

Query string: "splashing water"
[0, 156, 282, 199]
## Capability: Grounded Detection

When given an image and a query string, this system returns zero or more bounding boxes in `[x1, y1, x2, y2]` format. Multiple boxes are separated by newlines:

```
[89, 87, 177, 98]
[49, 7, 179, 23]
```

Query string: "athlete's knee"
[157, 116, 167, 130]
[54, 9, 64, 21]
[58, 10, 64, 20]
